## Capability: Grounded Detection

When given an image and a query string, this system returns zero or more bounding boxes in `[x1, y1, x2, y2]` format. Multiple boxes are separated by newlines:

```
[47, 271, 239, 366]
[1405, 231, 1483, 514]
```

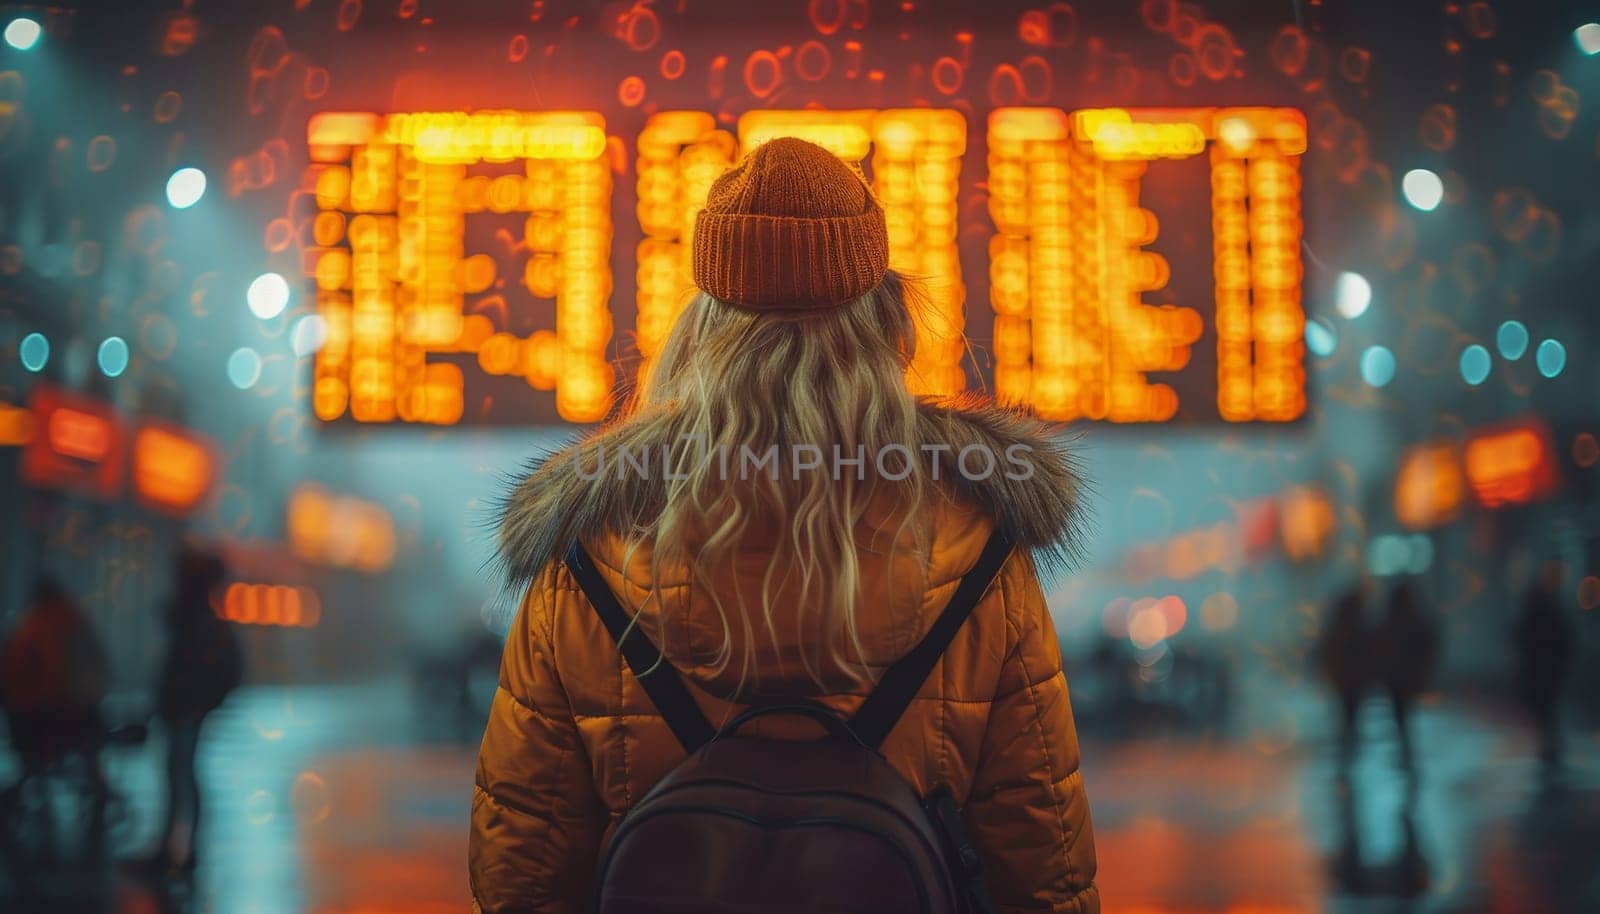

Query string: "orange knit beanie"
[693, 137, 889, 310]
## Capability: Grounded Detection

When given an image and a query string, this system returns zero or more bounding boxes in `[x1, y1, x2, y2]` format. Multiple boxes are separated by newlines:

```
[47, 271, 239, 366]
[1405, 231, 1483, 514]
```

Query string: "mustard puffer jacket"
[472, 400, 1098, 914]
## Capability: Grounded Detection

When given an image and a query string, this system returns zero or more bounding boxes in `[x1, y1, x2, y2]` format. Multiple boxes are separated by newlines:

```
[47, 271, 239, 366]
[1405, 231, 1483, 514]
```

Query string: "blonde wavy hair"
[620, 271, 938, 689]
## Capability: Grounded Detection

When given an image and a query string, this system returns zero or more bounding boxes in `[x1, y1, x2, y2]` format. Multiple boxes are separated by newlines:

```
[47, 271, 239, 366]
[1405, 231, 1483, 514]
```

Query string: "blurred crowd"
[1315, 563, 1575, 777]
[0, 546, 240, 896]
[0, 545, 1589, 909]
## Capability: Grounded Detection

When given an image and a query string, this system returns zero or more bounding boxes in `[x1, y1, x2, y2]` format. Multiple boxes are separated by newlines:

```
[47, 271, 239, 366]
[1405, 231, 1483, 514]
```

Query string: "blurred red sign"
[1464, 418, 1559, 508]
[21, 385, 125, 499]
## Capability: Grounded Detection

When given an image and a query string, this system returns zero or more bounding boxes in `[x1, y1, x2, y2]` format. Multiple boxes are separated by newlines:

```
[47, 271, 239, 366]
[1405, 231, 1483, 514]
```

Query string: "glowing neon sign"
[989, 106, 1306, 422]
[307, 110, 614, 424]
[639, 108, 967, 395]
[1464, 419, 1559, 508]
[21, 385, 125, 498]
[19, 385, 220, 513]
[304, 106, 1306, 425]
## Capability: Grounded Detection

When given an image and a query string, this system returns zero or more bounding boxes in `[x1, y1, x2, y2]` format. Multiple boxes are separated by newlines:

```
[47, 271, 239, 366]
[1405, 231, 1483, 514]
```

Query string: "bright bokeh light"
[247, 272, 291, 320]
[1334, 271, 1371, 318]
[1536, 339, 1566, 378]
[1304, 318, 1338, 357]
[1459, 344, 1491, 386]
[288, 484, 398, 572]
[1360, 345, 1397, 388]
[1127, 597, 1182, 649]
[1394, 442, 1466, 530]
[1496, 320, 1529, 360]
[1401, 168, 1444, 211]
[1365, 535, 1408, 576]
[165, 167, 207, 209]
[133, 424, 216, 514]
[1576, 23, 1600, 55]
[4, 17, 41, 51]
[291, 315, 327, 357]
[220, 583, 321, 628]
[97, 336, 129, 378]
[227, 347, 262, 389]
[19, 332, 49, 372]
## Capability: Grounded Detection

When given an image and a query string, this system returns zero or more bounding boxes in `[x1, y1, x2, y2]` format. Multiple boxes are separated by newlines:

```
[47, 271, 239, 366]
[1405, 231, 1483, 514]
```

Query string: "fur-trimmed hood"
[471, 403, 1102, 914]
[495, 396, 1086, 590]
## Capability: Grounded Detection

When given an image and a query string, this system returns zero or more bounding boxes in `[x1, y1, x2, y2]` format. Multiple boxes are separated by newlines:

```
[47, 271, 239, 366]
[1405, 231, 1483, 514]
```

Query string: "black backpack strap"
[565, 541, 716, 754]
[849, 530, 1013, 750]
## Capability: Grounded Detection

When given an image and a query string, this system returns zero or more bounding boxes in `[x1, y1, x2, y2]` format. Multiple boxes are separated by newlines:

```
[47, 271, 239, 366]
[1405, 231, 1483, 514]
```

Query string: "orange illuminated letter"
[636, 109, 967, 395]
[306, 111, 615, 424]
[988, 106, 1306, 422]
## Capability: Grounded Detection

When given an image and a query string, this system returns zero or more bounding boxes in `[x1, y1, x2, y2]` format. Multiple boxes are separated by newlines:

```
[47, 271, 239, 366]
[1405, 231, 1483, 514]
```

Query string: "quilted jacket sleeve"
[964, 554, 1099, 914]
[471, 563, 608, 914]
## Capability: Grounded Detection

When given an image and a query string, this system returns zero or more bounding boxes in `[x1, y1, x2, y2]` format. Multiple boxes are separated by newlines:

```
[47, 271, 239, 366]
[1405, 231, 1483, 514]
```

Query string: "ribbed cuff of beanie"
[693, 209, 889, 310]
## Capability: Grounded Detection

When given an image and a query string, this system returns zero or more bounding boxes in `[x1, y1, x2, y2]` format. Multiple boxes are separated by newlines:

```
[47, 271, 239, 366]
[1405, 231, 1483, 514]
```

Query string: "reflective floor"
[1, 680, 1595, 913]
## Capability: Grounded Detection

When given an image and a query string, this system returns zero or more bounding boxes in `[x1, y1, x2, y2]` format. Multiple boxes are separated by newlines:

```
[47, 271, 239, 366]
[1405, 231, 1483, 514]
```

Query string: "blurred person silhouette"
[1513, 560, 1573, 770]
[1316, 578, 1373, 770]
[1376, 578, 1439, 775]
[140, 546, 241, 876]
[0, 574, 112, 853]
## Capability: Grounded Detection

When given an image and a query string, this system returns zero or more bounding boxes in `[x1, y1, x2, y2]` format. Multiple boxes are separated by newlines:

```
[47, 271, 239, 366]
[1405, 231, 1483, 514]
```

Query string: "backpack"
[566, 531, 1012, 914]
